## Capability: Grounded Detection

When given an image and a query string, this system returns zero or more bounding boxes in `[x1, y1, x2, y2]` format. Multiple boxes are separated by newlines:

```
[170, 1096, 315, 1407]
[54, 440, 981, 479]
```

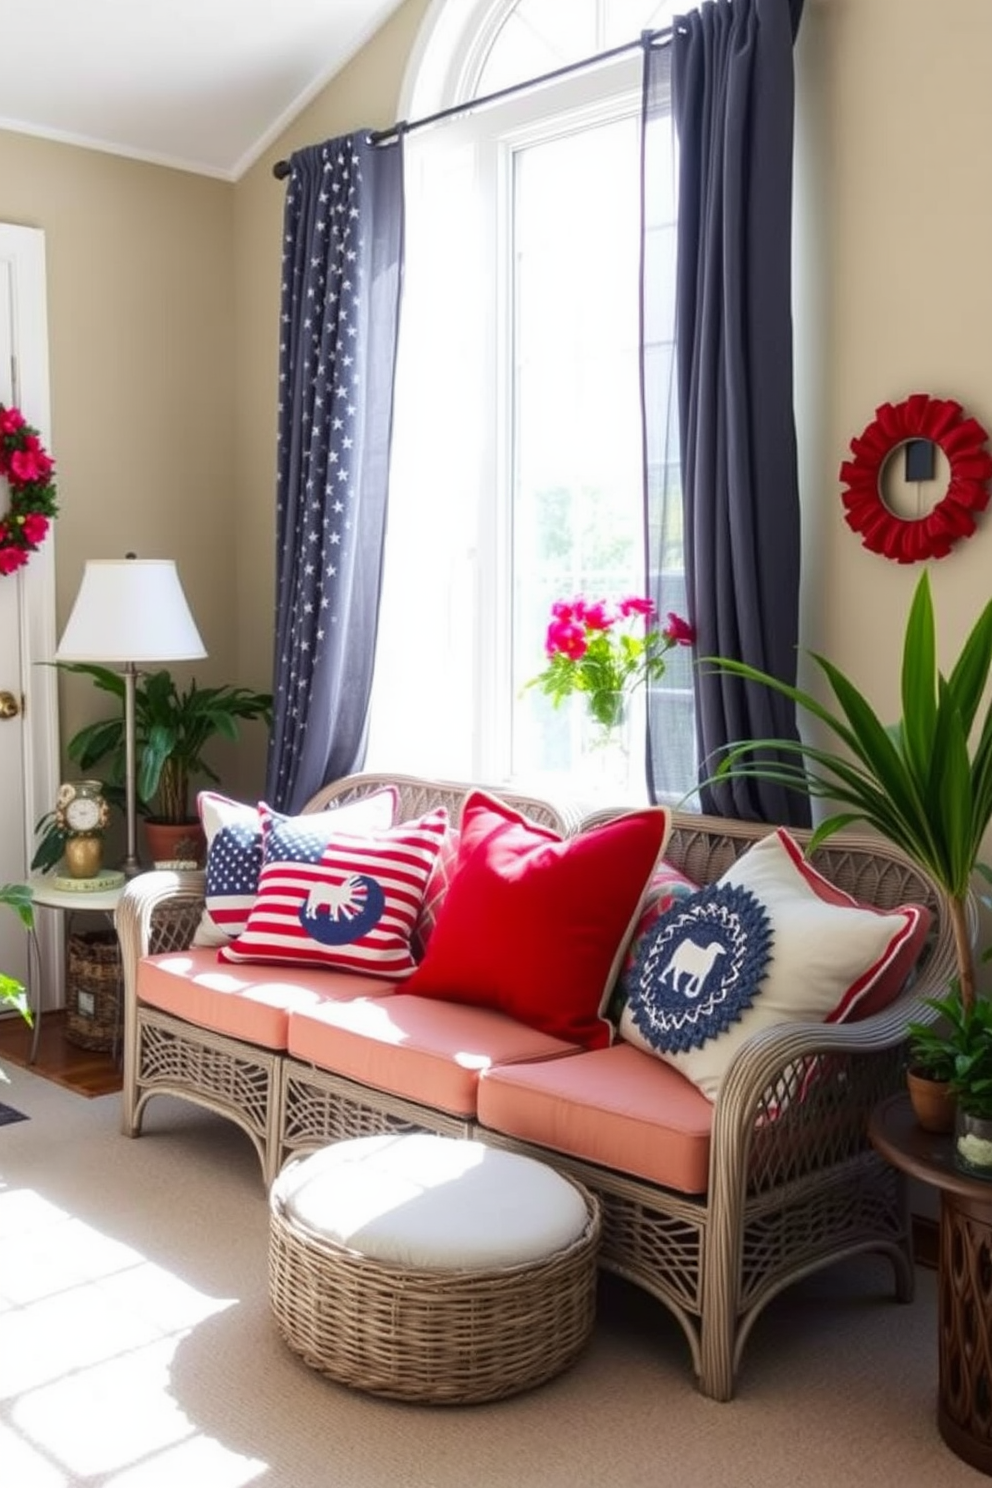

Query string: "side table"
[869, 1092, 992, 1477]
[26, 873, 126, 1064]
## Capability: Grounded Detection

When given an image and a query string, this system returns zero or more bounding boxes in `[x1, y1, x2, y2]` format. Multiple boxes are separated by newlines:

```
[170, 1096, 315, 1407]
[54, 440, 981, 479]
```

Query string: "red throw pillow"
[405, 791, 671, 1049]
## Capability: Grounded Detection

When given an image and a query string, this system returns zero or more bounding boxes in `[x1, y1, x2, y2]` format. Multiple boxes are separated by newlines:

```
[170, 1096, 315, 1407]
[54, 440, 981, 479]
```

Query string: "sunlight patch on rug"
[0, 1185, 264, 1486]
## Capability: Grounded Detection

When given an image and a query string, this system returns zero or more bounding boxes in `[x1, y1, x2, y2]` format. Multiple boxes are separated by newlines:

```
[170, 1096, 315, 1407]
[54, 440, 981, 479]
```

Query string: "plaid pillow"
[412, 827, 461, 960]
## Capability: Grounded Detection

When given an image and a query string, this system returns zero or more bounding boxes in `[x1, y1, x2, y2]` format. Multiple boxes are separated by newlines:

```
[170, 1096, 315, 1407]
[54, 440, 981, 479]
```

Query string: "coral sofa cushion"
[405, 791, 671, 1049]
[618, 827, 932, 1100]
[193, 787, 397, 947]
[137, 947, 397, 1050]
[220, 806, 447, 979]
[478, 1042, 713, 1195]
[288, 993, 580, 1118]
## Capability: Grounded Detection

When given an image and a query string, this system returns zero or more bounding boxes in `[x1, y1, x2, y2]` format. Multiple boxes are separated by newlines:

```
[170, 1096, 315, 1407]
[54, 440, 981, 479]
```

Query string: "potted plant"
[53, 664, 273, 865]
[700, 570, 992, 1135]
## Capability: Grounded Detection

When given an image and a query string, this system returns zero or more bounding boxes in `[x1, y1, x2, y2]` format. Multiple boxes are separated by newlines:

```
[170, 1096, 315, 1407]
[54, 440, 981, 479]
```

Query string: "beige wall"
[799, 0, 992, 969]
[800, 0, 992, 698]
[0, 130, 243, 787]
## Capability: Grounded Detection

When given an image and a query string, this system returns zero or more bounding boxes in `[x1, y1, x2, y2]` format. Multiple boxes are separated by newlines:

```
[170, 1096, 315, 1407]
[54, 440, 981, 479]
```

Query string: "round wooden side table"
[869, 1092, 992, 1477]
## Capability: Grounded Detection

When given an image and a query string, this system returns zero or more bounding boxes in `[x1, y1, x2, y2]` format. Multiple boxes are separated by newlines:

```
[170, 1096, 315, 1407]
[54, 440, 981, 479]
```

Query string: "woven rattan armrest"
[116, 869, 207, 963]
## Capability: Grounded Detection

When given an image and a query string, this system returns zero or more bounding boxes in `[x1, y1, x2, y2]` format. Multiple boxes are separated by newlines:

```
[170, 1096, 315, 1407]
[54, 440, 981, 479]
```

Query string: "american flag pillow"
[219, 805, 448, 978]
[192, 788, 397, 948]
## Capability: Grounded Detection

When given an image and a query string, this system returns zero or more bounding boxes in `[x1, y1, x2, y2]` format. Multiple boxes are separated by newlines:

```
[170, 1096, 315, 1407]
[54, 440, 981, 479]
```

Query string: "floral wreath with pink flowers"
[0, 403, 58, 577]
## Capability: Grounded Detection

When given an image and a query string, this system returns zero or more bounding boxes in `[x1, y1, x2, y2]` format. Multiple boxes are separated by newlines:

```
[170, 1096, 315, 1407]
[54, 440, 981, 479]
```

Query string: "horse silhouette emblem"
[299, 872, 385, 946]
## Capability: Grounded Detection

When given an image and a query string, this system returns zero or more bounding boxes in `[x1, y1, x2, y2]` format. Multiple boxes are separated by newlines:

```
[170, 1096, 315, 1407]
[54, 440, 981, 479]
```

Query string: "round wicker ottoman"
[268, 1133, 601, 1404]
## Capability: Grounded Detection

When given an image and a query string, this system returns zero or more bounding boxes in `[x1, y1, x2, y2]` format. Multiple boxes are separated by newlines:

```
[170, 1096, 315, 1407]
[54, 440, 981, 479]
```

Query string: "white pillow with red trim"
[219, 804, 448, 979]
[619, 827, 931, 1101]
[192, 787, 398, 948]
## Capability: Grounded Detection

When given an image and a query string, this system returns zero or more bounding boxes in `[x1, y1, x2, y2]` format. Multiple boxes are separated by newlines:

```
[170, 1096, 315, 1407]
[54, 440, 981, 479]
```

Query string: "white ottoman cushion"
[279, 1132, 590, 1269]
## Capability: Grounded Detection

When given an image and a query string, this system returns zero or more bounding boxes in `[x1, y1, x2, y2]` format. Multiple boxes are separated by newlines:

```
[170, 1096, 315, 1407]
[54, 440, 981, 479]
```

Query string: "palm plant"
[704, 570, 992, 1016]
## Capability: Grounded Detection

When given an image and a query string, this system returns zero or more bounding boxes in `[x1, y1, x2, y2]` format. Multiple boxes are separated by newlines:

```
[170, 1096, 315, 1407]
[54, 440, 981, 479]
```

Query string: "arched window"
[367, 0, 690, 799]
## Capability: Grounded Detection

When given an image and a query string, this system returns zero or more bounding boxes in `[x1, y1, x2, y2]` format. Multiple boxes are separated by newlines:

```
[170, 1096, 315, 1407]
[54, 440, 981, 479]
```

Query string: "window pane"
[476, 0, 677, 97]
[602, 1, 677, 48]
[510, 114, 645, 784]
[477, 1, 598, 95]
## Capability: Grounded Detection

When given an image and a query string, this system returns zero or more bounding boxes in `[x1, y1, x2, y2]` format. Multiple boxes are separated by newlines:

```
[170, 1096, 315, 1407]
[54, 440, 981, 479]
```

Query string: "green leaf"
[900, 570, 937, 789]
[945, 590, 992, 738]
[0, 882, 34, 929]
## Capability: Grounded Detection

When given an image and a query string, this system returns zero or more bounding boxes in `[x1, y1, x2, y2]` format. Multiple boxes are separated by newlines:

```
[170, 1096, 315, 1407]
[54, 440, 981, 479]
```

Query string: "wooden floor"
[0, 1009, 122, 1097]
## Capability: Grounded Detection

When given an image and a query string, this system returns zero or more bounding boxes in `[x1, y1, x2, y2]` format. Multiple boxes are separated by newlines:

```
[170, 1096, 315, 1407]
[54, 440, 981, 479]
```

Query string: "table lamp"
[55, 556, 207, 877]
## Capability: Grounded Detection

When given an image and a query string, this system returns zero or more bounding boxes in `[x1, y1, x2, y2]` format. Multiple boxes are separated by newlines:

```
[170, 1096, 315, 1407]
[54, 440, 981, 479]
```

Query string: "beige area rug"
[0, 1064, 983, 1488]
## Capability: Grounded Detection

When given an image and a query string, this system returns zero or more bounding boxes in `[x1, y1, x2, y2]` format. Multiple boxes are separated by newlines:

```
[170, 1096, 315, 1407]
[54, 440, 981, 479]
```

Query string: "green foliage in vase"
[528, 596, 695, 731]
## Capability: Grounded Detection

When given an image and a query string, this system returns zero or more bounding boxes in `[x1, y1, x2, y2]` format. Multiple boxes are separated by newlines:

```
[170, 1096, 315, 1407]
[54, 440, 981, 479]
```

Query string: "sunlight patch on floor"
[0, 1186, 267, 1487]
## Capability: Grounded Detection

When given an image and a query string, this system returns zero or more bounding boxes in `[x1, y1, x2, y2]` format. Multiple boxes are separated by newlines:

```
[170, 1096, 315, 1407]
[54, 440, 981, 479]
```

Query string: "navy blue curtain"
[266, 133, 404, 812]
[644, 0, 809, 825]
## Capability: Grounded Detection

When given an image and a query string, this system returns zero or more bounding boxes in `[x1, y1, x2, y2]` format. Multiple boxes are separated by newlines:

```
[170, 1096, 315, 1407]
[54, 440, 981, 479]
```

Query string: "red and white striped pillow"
[192, 787, 398, 947]
[219, 804, 448, 979]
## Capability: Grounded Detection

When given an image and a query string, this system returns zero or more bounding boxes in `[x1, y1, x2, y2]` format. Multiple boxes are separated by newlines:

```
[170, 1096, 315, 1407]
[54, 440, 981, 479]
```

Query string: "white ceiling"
[0, 0, 409, 181]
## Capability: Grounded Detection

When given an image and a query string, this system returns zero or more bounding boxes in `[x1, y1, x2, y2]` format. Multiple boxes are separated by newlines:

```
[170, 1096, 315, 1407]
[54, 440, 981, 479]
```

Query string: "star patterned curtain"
[266, 132, 405, 812]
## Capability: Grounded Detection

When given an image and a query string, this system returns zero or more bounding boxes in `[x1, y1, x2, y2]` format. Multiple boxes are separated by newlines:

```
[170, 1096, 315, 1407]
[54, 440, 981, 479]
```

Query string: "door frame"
[1, 223, 62, 1005]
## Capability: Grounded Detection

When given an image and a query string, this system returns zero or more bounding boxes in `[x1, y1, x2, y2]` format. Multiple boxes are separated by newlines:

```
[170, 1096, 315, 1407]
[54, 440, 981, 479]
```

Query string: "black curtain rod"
[272, 25, 672, 180]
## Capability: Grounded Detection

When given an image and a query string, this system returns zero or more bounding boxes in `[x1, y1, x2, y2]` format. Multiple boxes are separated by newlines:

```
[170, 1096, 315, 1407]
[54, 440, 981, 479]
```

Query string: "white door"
[0, 225, 60, 1010]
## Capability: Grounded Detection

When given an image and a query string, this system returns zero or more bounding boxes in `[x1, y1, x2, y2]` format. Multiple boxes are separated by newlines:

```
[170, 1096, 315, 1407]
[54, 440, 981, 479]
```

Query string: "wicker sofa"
[116, 770, 956, 1401]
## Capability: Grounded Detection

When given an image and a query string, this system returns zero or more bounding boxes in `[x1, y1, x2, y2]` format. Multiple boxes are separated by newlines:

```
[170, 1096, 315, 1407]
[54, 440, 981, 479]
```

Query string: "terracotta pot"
[906, 1068, 956, 1134]
[143, 819, 207, 869]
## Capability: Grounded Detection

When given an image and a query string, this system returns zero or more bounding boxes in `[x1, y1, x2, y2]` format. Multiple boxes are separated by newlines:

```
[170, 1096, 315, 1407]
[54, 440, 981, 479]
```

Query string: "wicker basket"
[269, 1160, 601, 1404]
[66, 929, 122, 1052]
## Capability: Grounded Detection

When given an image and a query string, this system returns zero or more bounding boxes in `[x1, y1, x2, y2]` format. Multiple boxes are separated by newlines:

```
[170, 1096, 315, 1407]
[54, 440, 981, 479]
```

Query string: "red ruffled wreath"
[0, 403, 58, 576]
[839, 393, 991, 563]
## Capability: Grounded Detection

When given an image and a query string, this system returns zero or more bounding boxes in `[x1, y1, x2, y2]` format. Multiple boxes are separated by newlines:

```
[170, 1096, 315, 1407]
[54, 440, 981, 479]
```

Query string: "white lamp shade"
[56, 559, 207, 663]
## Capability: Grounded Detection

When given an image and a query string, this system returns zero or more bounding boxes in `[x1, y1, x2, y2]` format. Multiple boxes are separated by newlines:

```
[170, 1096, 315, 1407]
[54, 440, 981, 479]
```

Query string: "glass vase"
[953, 1106, 992, 1180]
[577, 693, 636, 802]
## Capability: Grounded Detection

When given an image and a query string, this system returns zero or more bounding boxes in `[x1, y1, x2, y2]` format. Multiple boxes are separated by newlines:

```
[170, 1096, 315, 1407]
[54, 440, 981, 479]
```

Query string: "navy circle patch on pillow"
[298, 873, 386, 945]
[625, 883, 772, 1053]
